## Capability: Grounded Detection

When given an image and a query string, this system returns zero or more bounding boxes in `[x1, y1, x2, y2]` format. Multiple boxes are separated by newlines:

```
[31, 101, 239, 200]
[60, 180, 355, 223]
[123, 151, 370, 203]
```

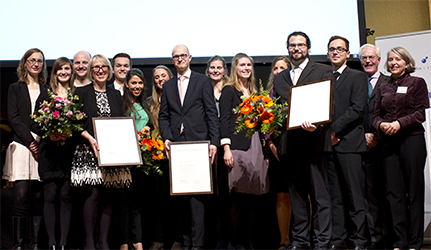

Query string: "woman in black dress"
[36, 57, 76, 249]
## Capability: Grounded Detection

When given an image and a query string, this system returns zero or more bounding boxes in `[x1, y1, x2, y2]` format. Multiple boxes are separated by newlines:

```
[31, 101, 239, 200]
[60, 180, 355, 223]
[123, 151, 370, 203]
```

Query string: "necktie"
[367, 77, 373, 102]
[179, 75, 186, 105]
[292, 67, 301, 85]
[333, 71, 341, 82]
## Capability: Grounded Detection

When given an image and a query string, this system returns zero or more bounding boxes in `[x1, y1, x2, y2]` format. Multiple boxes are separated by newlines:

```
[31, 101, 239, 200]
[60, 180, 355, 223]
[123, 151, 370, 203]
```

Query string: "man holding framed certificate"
[159, 44, 220, 250]
[273, 31, 333, 250]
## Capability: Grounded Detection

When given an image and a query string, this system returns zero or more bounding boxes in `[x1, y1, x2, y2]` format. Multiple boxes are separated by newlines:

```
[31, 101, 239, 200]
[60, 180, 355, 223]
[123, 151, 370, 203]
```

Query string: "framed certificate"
[287, 78, 333, 130]
[169, 141, 213, 196]
[92, 117, 143, 167]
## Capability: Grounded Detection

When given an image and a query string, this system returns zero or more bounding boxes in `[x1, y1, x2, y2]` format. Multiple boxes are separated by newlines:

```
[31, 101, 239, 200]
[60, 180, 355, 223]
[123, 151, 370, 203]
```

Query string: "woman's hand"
[301, 121, 317, 132]
[141, 126, 150, 133]
[50, 132, 68, 141]
[223, 145, 234, 168]
[380, 121, 400, 136]
[268, 142, 280, 161]
[81, 131, 100, 157]
[28, 141, 39, 154]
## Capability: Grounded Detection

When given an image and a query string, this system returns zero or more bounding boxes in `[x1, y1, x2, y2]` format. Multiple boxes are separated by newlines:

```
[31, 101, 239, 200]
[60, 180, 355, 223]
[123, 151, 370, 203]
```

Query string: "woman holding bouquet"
[219, 53, 270, 249]
[71, 54, 129, 250]
[266, 56, 292, 250]
[36, 57, 76, 249]
[4, 48, 47, 249]
[118, 68, 150, 250]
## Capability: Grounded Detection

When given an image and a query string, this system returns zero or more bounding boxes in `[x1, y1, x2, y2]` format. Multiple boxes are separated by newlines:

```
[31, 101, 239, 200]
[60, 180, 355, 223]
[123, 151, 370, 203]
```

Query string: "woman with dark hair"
[70, 54, 130, 250]
[373, 47, 428, 250]
[36, 57, 76, 249]
[4, 48, 47, 250]
[219, 53, 269, 249]
[205, 55, 230, 249]
[119, 68, 150, 250]
[266, 56, 292, 250]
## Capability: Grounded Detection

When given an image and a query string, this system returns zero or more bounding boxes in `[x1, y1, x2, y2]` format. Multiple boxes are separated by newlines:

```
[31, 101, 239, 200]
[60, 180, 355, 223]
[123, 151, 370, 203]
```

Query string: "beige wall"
[364, 0, 431, 44]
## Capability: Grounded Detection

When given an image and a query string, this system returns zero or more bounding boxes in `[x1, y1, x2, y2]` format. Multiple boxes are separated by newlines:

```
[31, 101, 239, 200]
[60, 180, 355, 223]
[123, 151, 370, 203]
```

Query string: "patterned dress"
[70, 91, 131, 188]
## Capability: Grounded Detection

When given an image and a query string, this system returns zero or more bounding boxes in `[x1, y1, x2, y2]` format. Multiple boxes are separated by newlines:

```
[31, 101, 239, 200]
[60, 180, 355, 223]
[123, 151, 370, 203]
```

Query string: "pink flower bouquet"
[32, 88, 86, 146]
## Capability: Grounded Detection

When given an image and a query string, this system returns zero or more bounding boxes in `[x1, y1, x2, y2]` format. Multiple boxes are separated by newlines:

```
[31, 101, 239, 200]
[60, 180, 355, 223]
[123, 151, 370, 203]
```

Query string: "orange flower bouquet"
[233, 85, 287, 138]
[136, 130, 165, 175]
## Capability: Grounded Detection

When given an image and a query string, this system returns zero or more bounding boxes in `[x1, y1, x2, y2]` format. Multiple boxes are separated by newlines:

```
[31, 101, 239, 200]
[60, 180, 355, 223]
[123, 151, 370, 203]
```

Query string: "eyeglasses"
[92, 65, 109, 72]
[360, 55, 377, 62]
[27, 59, 44, 65]
[172, 54, 189, 61]
[328, 47, 348, 53]
[288, 43, 307, 50]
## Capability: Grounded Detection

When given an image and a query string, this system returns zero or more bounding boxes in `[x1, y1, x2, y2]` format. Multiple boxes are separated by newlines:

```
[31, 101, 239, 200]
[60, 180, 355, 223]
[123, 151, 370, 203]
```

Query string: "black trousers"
[283, 152, 331, 248]
[328, 152, 367, 247]
[382, 134, 426, 250]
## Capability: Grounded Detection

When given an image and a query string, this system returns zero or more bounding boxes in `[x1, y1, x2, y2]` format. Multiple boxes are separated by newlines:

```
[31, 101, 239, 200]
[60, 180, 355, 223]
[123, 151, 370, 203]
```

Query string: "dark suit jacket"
[74, 83, 124, 137]
[273, 59, 333, 156]
[159, 71, 220, 146]
[363, 73, 390, 134]
[330, 66, 367, 153]
[7, 81, 46, 147]
[219, 85, 251, 150]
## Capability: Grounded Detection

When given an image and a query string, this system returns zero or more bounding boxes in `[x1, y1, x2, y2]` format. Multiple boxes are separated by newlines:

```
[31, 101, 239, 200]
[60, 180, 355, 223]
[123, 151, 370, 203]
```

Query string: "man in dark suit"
[359, 44, 392, 249]
[326, 36, 368, 250]
[273, 31, 333, 250]
[159, 44, 219, 250]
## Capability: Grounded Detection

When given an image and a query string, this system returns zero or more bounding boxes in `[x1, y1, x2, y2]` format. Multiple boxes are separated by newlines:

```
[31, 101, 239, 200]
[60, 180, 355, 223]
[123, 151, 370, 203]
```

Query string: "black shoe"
[329, 245, 346, 250]
[354, 245, 365, 250]
[367, 242, 384, 249]
[287, 245, 311, 250]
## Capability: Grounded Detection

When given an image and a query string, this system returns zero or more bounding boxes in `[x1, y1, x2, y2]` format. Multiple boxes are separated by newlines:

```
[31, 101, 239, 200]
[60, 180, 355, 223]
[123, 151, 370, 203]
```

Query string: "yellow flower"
[245, 118, 258, 129]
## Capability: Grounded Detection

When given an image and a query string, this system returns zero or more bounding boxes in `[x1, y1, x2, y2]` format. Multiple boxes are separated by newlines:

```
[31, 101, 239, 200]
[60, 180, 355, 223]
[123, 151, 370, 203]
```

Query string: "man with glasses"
[73, 51, 91, 87]
[108, 53, 131, 96]
[359, 44, 391, 249]
[159, 44, 219, 250]
[326, 36, 368, 250]
[273, 31, 333, 250]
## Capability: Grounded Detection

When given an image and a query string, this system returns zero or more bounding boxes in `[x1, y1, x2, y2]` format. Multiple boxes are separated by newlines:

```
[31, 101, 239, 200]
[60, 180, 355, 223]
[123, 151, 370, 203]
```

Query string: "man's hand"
[209, 145, 217, 164]
[365, 133, 378, 150]
[331, 130, 340, 146]
[301, 121, 317, 132]
[164, 139, 171, 160]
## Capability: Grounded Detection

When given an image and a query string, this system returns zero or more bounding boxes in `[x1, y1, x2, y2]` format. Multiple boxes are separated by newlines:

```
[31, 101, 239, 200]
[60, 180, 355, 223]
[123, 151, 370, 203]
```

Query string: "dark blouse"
[372, 73, 429, 137]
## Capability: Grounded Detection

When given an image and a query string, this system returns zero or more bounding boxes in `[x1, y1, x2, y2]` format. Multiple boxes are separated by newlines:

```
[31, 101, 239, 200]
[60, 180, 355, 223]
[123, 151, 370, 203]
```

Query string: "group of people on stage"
[2, 30, 428, 250]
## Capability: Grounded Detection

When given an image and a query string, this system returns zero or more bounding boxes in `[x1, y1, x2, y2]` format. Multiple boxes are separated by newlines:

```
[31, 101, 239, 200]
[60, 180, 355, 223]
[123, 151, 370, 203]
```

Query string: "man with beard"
[73, 50, 91, 87]
[108, 53, 131, 96]
[273, 31, 333, 250]
[326, 35, 367, 250]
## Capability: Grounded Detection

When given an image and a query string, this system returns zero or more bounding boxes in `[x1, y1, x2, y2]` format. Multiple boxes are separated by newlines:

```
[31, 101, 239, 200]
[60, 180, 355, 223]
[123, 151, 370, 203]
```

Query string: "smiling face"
[360, 47, 380, 77]
[56, 63, 72, 84]
[387, 51, 407, 79]
[113, 57, 130, 82]
[91, 59, 109, 84]
[153, 68, 171, 90]
[327, 38, 350, 69]
[208, 60, 225, 82]
[236, 57, 252, 81]
[26, 52, 44, 77]
[171, 45, 191, 74]
[73, 51, 90, 78]
[126, 75, 144, 100]
[288, 35, 309, 65]
[273, 59, 289, 75]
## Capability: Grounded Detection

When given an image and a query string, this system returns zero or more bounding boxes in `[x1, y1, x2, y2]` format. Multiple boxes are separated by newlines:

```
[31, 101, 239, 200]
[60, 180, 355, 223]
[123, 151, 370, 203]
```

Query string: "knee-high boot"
[12, 216, 25, 250]
[29, 216, 43, 250]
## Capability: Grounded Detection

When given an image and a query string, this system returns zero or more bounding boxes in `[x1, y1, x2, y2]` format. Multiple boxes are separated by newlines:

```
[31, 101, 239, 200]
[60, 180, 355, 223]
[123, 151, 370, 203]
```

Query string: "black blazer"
[363, 73, 390, 134]
[219, 85, 251, 150]
[7, 81, 46, 147]
[159, 71, 220, 146]
[330, 66, 367, 153]
[273, 59, 333, 155]
[74, 83, 124, 137]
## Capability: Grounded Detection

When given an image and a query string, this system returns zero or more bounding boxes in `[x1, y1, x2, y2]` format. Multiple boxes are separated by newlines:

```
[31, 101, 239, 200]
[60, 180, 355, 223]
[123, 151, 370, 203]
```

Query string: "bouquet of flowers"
[31, 88, 85, 146]
[233, 85, 287, 138]
[135, 130, 165, 175]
